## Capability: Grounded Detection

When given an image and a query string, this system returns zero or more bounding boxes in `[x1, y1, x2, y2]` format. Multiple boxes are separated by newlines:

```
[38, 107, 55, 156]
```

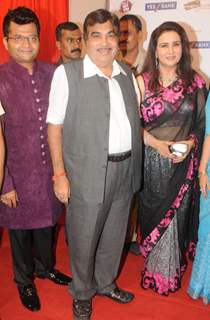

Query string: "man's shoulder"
[116, 60, 134, 80]
[0, 61, 10, 74]
[64, 58, 83, 69]
[63, 59, 83, 78]
[0, 63, 11, 90]
[36, 60, 56, 75]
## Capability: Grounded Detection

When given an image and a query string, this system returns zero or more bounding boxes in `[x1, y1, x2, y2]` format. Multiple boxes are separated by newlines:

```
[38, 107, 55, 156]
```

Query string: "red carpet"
[0, 227, 209, 320]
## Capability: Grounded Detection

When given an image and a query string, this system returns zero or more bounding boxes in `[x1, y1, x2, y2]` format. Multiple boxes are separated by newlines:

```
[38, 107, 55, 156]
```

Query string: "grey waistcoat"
[63, 59, 142, 203]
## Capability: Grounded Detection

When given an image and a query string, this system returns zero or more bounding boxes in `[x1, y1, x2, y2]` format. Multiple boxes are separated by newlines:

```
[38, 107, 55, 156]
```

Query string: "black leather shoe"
[36, 269, 72, 286]
[99, 287, 134, 304]
[73, 299, 92, 320]
[18, 284, 40, 312]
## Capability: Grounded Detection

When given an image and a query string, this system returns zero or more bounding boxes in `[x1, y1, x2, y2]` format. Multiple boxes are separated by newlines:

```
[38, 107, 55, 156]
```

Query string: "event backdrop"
[108, 0, 210, 83]
[0, 0, 69, 64]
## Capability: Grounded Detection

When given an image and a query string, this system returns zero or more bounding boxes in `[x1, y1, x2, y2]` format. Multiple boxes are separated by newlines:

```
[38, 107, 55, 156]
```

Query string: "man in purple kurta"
[0, 7, 71, 312]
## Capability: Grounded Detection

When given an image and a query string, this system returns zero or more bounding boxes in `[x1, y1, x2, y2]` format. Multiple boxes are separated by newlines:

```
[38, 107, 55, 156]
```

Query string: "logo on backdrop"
[145, 1, 177, 11]
[191, 41, 210, 49]
[184, 0, 210, 10]
[120, 0, 133, 12]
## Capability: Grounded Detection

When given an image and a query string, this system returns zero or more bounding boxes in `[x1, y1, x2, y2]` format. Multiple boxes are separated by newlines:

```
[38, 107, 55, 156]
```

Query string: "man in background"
[55, 21, 82, 65]
[0, 6, 71, 312]
[119, 14, 145, 255]
[119, 14, 145, 76]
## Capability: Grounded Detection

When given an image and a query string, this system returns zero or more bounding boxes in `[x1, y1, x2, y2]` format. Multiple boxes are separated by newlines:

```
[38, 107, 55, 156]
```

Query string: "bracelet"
[52, 171, 66, 181]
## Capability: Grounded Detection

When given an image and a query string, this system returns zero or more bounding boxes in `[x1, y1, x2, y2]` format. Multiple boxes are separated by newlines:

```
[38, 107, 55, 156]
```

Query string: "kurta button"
[39, 126, 43, 130]
[41, 144, 45, 148]
[40, 135, 44, 139]
[42, 151, 45, 156]
[36, 98, 40, 103]
[31, 80, 35, 84]
[42, 160, 46, 164]
[38, 108, 42, 113]
[34, 89, 38, 93]
[38, 117, 42, 121]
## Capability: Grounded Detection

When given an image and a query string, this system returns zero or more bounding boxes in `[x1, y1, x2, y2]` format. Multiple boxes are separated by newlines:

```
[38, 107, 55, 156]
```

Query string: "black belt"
[108, 151, 131, 162]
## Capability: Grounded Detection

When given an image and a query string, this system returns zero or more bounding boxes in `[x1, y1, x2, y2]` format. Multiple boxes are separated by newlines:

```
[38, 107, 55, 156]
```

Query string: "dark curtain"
[0, 0, 69, 64]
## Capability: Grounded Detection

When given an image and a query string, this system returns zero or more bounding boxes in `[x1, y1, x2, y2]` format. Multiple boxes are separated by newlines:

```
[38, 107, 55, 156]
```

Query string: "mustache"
[119, 40, 128, 45]
[71, 48, 81, 53]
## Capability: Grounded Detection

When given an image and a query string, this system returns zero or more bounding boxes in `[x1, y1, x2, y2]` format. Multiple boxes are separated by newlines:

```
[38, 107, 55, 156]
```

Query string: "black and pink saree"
[139, 72, 207, 295]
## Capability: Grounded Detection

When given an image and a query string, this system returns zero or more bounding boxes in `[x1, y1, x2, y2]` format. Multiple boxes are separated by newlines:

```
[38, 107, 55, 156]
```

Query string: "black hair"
[142, 21, 194, 91]
[3, 6, 40, 37]
[120, 14, 142, 32]
[83, 9, 119, 41]
[55, 22, 80, 41]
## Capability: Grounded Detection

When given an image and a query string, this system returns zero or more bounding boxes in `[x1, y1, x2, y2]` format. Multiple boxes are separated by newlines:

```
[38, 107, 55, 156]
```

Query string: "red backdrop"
[0, 0, 69, 64]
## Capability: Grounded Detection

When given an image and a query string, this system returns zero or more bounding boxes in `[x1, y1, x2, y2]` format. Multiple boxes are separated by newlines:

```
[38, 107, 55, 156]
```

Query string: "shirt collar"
[83, 54, 126, 79]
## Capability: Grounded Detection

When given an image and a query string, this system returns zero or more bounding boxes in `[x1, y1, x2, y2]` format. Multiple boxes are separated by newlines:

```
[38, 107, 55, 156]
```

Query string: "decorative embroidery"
[140, 149, 197, 259]
[141, 264, 187, 295]
[140, 73, 205, 124]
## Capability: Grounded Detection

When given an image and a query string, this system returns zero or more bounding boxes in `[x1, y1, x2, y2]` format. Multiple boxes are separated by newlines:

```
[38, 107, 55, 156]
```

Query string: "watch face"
[169, 143, 188, 157]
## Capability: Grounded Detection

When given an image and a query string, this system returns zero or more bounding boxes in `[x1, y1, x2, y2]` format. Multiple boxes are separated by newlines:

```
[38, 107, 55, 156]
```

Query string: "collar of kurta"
[7, 58, 38, 77]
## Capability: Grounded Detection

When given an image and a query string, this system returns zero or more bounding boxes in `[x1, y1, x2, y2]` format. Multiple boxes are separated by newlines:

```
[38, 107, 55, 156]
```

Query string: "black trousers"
[9, 226, 55, 287]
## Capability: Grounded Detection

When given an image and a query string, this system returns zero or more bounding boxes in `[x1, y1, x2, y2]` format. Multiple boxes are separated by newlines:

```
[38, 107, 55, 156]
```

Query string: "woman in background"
[137, 21, 207, 295]
[188, 92, 210, 304]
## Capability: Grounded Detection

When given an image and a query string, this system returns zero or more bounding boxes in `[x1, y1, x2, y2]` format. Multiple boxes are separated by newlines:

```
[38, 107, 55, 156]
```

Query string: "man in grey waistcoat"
[47, 9, 142, 320]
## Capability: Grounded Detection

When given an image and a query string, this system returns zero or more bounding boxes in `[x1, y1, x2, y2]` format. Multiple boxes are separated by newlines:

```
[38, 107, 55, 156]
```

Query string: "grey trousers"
[66, 158, 133, 300]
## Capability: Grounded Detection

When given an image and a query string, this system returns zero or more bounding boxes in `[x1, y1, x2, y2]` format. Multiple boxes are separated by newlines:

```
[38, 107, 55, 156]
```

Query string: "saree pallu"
[139, 72, 207, 295]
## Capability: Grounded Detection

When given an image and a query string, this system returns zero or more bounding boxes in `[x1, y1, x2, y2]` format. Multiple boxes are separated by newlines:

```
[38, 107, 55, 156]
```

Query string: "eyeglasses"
[7, 35, 39, 44]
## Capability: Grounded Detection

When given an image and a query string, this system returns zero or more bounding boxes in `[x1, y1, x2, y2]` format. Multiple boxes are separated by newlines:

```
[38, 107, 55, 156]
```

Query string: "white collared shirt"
[47, 54, 140, 154]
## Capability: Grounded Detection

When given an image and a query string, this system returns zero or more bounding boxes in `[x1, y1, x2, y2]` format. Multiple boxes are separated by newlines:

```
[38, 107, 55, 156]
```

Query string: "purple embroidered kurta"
[0, 59, 62, 229]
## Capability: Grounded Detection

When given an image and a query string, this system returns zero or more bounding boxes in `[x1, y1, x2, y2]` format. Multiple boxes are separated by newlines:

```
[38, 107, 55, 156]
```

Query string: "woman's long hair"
[142, 21, 194, 92]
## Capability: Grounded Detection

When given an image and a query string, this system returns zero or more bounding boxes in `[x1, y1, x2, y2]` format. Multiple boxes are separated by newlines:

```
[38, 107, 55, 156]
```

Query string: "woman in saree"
[188, 92, 210, 304]
[137, 21, 207, 295]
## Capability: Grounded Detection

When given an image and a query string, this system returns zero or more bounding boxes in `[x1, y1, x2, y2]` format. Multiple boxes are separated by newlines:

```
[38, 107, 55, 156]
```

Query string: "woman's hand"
[152, 139, 175, 159]
[199, 172, 210, 198]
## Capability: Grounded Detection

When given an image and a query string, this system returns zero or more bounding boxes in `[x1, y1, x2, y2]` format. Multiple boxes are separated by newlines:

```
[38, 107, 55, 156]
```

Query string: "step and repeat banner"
[107, 0, 210, 83]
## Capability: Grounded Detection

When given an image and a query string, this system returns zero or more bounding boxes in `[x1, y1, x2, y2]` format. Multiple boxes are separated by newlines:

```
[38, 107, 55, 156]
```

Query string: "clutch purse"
[169, 143, 188, 157]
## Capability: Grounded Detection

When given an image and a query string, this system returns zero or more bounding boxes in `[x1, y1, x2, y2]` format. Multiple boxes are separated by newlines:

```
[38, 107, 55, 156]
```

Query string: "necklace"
[159, 74, 177, 87]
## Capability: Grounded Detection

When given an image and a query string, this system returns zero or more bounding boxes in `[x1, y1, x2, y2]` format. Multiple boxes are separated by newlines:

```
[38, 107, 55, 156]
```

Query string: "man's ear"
[56, 41, 61, 50]
[3, 37, 9, 51]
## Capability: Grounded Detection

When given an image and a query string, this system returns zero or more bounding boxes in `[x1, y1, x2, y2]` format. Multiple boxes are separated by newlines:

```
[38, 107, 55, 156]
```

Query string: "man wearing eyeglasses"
[0, 6, 71, 312]
[55, 22, 82, 65]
